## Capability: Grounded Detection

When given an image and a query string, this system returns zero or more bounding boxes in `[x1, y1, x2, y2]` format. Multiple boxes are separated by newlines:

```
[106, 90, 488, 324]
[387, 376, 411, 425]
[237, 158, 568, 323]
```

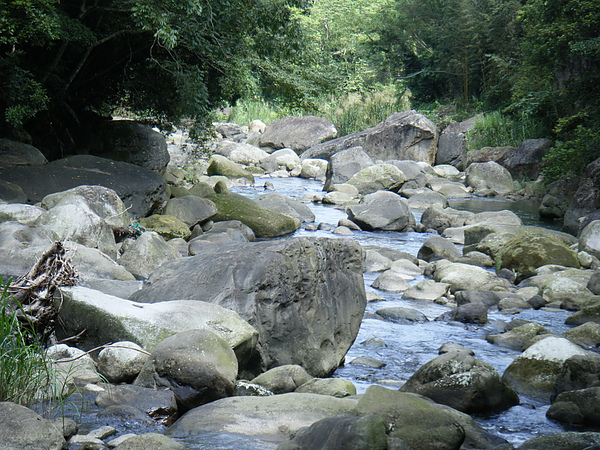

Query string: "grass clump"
[225, 98, 289, 126]
[466, 111, 546, 150]
[0, 280, 55, 405]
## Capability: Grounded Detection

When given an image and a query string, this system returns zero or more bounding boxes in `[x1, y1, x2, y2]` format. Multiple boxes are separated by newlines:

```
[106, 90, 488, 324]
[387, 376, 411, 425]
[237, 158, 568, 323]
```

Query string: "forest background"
[0, 0, 599, 182]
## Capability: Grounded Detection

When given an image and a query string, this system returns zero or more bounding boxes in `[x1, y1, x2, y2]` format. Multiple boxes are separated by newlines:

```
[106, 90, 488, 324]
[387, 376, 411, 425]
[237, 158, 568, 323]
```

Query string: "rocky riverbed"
[1, 112, 600, 449]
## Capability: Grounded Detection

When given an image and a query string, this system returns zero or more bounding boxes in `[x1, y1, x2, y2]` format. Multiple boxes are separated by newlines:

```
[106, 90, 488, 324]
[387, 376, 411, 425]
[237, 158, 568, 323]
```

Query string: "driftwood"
[5, 241, 78, 342]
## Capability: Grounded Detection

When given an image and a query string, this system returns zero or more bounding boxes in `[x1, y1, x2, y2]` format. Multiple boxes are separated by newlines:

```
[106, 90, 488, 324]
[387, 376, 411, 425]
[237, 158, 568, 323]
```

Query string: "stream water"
[231, 175, 571, 448]
[46, 175, 575, 448]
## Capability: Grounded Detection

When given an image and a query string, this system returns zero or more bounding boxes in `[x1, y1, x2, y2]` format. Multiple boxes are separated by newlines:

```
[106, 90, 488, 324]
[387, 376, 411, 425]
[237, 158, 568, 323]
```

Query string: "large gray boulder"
[465, 161, 514, 195]
[436, 131, 467, 170]
[579, 220, 600, 259]
[130, 238, 366, 377]
[564, 156, 600, 235]
[166, 393, 358, 441]
[207, 155, 255, 182]
[254, 192, 315, 223]
[420, 204, 474, 233]
[118, 231, 182, 279]
[400, 351, 519, 413]
[346, 163, 407, 194]
[56, 286, 258, 366]
[553, 353, 600, 398]
[504, 138, 552, 180]
[323, 146, 374, 191]
[0, 155, 168, 218]
[0, 402, 66, 450]
[258, 116, 337, 154]
[94, 120, 170, 174]
[547, 387, 600, 426]
[251, 365, 313, 394]
[163, 195, 217, 227]
[97, 341, 149, 383]
[497, 232, 580, 282]
[41, 185, 131, 228]
[0, 138, 48, 166]
[301, 110, 439, 165]
[433, 261, 511, 293]
[386, 159, 428, 188]
[134, 329, 238, 410]
[35, 195, 117, 259]
[539, 175, 580, 220]
[347, 191, 414, 231]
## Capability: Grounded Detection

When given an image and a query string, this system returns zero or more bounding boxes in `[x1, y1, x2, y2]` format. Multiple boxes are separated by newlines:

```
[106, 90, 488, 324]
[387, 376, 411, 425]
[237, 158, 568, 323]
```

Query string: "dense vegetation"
[1, 0, 599, 180]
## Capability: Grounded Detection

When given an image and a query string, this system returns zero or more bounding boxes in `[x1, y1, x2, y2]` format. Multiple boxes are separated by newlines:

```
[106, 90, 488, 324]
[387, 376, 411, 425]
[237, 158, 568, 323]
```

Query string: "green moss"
[206, 192, 300, 238]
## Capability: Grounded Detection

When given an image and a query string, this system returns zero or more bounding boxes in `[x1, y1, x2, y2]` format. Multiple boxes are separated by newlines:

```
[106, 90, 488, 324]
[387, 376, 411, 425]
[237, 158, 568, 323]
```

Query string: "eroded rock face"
[130, 237, 367, 377]
[301, 110, 439, 165]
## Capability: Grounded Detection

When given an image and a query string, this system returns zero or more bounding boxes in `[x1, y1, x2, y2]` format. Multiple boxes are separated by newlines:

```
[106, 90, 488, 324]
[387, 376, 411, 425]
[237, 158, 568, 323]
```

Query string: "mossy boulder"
[502, 336, 588, 402]
[295, 377, 357, 398]
[251, 365, 313, 394]
[399, 351, 519, 413]
[565, 302, 600, 326]
[547, 387, 600, 426]
[206, 187, 300, 238]
[519, 432, 600, 450]
[356, 385, 508, 449]
[138, 214, 191, 240]
[486, 322, 552, 352]
[207, 154, 255, 182]
[562, 322, 600, 348]
[496, 232, 580, 282]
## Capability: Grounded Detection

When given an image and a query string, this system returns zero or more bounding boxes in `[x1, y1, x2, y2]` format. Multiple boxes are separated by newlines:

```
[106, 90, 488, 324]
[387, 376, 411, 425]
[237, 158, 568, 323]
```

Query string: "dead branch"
[5, 242, 78, 343]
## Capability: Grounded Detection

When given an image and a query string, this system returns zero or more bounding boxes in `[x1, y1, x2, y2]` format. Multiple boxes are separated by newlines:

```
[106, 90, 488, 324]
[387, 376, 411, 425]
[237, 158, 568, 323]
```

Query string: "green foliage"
[0, 280, 53, 405]
[466, 111, 547, 150]
[542, 114, 600, 183]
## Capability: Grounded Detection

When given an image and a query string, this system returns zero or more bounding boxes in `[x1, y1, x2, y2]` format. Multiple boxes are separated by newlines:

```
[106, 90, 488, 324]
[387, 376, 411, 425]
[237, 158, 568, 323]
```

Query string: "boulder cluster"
[1, 111, 600, 449]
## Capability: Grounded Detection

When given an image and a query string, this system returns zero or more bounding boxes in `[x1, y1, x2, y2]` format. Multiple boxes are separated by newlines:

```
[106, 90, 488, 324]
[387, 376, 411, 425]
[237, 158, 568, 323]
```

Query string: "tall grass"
[0, 280, 54, 405]
[222, 86, 406, 137]
[466, 111, 546, 150]
[318, 87, 403, 137]
[225, 98, 289, 126]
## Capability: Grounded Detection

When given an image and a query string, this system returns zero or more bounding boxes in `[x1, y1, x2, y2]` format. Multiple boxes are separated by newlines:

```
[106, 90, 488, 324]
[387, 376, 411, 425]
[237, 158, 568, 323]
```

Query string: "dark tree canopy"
[0, 0, 316, 156]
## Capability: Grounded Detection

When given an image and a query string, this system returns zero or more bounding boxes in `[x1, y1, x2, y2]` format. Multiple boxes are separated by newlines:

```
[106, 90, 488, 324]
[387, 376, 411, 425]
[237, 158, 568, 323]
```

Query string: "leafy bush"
[542, 117, 600, 183]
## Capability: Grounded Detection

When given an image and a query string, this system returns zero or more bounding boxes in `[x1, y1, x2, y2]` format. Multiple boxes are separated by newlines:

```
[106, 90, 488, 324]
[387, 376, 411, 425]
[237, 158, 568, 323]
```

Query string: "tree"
[0, 0, 314, 155]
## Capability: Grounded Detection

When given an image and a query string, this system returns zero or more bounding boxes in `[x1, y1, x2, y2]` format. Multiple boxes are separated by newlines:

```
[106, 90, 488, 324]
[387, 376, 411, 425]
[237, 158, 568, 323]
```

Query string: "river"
[45, 174, 573, 449]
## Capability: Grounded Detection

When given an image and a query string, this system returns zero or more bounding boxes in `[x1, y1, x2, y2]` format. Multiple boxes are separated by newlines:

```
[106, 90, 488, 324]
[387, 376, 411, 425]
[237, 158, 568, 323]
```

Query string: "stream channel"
[50, 175, 575, 449]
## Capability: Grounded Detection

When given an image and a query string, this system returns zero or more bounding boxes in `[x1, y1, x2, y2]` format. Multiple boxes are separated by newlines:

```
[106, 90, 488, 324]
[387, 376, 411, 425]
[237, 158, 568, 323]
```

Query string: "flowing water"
[232, 176, 571, 448]
[49, 175, 574, 448]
